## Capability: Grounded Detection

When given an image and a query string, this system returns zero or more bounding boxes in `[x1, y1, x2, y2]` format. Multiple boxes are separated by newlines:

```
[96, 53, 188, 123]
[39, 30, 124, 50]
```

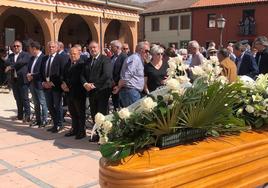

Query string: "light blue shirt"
[120, 53, 144, 91]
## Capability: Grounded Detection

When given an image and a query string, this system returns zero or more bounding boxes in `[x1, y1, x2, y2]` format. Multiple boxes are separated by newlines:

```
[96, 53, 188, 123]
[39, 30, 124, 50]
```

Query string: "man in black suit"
[61, 47, 86, 139]
[27, 41, 48, 127]
[110, 40, 127, 111]
[254, 36, 268, 74]
[5, 41, 31, 121]
[233, 42, 258, 79]
[81, 41, 113, 142]
[41, 41, 65, 133]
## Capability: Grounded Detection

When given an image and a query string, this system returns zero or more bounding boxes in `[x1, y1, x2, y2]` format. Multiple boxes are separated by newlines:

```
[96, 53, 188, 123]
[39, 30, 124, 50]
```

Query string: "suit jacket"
[81, 54, 113, 92]
[62, 58, 85, 98]
[220, 57, 237, 83]
[41, 53, 66, 91]
[255, 47, 268, 74]
[58, 51, 69, 65]
[7, 51, 31, 84]
[112, 52, 128, 84]
[237, 52, 258, 79]
[28, 53, 45, 89]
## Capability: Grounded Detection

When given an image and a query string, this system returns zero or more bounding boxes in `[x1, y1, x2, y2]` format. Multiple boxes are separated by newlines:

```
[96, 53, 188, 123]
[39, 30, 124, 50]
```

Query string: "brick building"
[191, 0, 268, 48]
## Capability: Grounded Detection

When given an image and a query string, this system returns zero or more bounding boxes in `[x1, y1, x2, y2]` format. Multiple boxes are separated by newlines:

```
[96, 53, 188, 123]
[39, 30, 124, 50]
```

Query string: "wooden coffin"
[99, 131, 268, 188]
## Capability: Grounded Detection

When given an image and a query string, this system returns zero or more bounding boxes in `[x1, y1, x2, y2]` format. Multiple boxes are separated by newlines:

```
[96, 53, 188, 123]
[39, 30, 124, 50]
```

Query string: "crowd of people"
[0, 35, 268, 143]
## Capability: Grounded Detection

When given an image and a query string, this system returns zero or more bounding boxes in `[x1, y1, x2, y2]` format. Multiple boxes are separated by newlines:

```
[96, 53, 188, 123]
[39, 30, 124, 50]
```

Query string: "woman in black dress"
[144, 45, 169, 93]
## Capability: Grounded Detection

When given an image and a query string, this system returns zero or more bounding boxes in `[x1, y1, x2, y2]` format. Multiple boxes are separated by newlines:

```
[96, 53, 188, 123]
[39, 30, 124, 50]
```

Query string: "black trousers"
[67, 95, 86, 135]
[89, 88, 111, 122]
[12, 81, 30, 119]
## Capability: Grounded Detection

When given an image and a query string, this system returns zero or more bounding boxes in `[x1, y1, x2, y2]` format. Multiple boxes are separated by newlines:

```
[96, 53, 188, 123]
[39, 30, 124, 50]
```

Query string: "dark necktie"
[91, 57, 96, 68]
[46, 56, 52, 78]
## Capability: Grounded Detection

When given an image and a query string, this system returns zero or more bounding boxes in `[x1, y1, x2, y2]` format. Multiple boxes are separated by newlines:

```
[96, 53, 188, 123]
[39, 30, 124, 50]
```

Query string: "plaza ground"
[0, 91, 100, 188]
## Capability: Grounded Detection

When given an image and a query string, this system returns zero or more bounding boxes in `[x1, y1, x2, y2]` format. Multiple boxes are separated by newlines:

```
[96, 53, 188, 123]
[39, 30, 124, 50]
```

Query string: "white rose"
[167, 68, 176, 77]
[140, 97, 157, 112]
[98, 136, 109, 144]
[168, 61, 177, 71]
[163, 94, 173, 103]
[214, 66, 222, 75]
[245, 105, 254, 113]
[217, 76, 228, 84]
[166, 78, 180, 91]
[118, 108, 131, 120]
[204, 63, 213, 73]
[236, 108, 243, 115]
[191, 66, 205, 76]
[177, 64, 189, 71]
[102, 120, 113, 133]
[252, 94, 263, 102]
[177, 76, 190, 85]
[95, 113, 105, 125]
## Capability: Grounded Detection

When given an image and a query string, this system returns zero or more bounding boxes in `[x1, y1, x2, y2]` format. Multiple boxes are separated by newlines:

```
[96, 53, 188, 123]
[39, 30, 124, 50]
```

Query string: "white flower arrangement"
[118, 108, 131, 120]
[140, 97, 157, 112]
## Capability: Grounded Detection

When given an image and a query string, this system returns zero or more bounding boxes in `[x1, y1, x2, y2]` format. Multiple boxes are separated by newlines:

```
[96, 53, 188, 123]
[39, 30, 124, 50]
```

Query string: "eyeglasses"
[123, 48, 129, 50]
[13, 45, 21, 48]
[144, 49, 150, 53]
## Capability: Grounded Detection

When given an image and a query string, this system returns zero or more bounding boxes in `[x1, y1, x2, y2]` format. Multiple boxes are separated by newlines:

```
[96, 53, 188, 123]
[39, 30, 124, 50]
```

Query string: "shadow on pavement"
[0, 116, 99, 152]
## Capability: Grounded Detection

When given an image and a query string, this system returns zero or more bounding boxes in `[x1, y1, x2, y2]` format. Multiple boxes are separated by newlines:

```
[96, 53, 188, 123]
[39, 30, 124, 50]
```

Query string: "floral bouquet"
[94, 56, 265, 162]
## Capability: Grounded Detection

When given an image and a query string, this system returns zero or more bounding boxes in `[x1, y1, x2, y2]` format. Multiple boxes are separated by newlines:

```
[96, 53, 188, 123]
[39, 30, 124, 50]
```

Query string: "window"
[208, 14, 216, 28]
[180, 15, 190, 30]
[239, 9, 256, 35]
[180, 41, 189, 49]
[151, 18, 160, 31]
[169, 16, 178, 30]
[169, 43, 178, 49]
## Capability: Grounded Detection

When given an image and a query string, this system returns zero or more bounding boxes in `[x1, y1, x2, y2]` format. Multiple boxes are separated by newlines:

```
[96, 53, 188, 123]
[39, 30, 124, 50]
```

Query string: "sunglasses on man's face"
[13, 45, 21, 48]
[144, 49, 150, 53]
[123, 48, 129, 50]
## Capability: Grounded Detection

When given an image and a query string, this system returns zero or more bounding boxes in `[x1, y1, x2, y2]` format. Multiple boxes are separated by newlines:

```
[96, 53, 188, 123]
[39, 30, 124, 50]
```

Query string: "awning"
[56, 0, 103, 18]
[0, 0, 56, 12]
[104, 9, 139, 22]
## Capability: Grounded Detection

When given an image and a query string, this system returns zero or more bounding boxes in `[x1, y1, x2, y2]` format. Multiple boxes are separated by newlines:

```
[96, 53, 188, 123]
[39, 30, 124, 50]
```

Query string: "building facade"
[191, 0, 268, 48]
[140, 0, 197, 49]
[0, 0, 143, 52]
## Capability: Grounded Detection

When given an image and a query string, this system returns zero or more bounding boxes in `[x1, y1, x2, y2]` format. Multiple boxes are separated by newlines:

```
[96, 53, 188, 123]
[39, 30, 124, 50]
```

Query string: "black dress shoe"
[88, 134, 99, 142]
[51, 127, 59, 133]
[75, 132, 86, 140]
[65, 131, 76, 137]
[30, 121, 41, 127]
[47, 127, 55, 132]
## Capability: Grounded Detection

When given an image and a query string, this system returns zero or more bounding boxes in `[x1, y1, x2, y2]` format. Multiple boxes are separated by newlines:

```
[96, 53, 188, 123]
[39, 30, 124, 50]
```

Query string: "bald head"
[69, 47, 80, 63]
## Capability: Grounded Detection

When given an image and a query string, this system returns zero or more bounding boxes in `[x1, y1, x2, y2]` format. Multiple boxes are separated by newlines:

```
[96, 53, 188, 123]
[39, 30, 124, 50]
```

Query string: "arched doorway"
[104, 20, 134, 52]
[0, 7, 45, 50]
[58, 14, 92, 47]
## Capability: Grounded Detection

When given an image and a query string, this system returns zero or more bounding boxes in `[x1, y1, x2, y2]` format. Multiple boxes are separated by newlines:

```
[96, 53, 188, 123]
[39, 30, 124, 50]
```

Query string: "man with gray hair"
[110, 40, 128, 110]
[113, 41, 150, 107]
[254, 36, 268, 74]
[188, 40, 204, 66]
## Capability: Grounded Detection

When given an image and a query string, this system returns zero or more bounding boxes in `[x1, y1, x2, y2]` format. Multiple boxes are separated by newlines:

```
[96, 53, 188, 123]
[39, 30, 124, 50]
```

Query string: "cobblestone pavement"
[0, 92, 100, 188]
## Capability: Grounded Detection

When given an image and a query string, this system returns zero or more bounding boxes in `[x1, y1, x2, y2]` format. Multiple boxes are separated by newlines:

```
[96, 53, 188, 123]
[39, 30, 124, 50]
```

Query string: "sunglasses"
[157, 53, 163, 56]
[13, 45, 21, 48]
[123, 48, 129, 50]
[144, 49, 150, 53]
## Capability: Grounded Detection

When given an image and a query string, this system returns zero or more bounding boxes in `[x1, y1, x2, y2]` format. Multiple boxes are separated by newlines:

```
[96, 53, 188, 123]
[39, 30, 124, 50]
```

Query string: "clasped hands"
[42, 81, 54, 89]
[61, 82, 69, 92]
[83, 83, 96, 92]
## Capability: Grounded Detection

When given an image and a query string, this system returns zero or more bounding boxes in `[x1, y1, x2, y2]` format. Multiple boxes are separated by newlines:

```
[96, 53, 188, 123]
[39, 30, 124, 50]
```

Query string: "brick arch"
[0, 7, 51, 48]
[103, 19, 135, 52]
[58, 14, 99, 47]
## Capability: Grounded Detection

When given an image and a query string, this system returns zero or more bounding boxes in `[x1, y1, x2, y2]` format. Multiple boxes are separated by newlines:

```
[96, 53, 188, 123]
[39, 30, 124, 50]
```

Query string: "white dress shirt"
[31, 51, 42, 74]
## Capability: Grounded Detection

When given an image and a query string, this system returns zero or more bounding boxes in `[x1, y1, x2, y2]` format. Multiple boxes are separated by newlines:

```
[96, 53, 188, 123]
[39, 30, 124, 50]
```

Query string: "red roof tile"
[191, 0, 268, 8]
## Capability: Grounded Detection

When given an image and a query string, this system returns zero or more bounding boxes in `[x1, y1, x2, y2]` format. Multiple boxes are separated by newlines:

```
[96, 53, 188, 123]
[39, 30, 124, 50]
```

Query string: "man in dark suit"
[81, 41, 113, 142]
[233, 42, 258, 79]
[61, 47, 86, 139]
[5, 40, 31, 121]
[27, 41, 48, 127]
[110, 40, 127, 111]
[254, 36, 268, 74]
[41, 41, 65, 133]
